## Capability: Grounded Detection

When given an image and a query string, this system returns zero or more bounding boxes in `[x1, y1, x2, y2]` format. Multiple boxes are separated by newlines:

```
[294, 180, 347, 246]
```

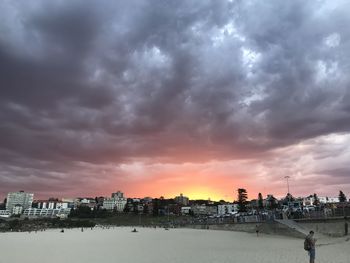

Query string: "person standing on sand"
[306, 230, 316, 263]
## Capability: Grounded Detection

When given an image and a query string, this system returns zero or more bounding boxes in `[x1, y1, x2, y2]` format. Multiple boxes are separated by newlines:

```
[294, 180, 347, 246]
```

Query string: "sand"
[0, 227, 349, 263]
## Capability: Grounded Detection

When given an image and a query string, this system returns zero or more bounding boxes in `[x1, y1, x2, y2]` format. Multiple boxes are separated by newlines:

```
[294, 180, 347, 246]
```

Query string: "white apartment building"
[319, 197, 339, 203]
[103, 191, 127, 212]
[116, 198, 127, 212]
[6, 191, 34, 214]
[217, 204, 239, 215]
[303, 196, 339, 205]
[102, 198, 117, 210]
[102, 198, 127, 211]
[37, 200, 69, 209]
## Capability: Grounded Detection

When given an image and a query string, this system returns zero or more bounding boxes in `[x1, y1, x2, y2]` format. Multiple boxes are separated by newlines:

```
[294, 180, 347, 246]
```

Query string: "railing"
[289, 207, 350, 220]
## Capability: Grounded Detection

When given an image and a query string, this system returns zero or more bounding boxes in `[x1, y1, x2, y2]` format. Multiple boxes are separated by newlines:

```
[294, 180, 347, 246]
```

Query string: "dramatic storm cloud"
[1, 0, 350, 200]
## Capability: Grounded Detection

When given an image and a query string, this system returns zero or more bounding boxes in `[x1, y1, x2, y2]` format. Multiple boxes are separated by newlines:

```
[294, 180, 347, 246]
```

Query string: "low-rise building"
[303, 196, 339, 206]
[191, 204, 207, 215]
[181, 206, 191, 215]
[142, 197, 153, 204]
[217, 204, 238, 215]
[191, 204, 217, 215]
[0, 210, 10, 218]
[35, 200, 69, 209]
[23, 208, 71, 218]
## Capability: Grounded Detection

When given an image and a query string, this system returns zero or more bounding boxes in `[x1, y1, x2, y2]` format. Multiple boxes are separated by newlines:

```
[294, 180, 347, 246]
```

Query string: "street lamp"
[284, 176, 290, 194]
[284, 176, 291, 209]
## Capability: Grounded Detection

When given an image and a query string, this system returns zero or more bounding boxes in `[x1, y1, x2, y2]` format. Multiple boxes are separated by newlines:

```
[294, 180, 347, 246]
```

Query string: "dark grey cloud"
[0, 0, 350, 197]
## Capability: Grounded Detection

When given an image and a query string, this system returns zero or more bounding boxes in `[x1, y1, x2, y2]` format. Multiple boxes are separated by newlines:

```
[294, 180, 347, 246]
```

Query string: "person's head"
[309, 230, 314, 236]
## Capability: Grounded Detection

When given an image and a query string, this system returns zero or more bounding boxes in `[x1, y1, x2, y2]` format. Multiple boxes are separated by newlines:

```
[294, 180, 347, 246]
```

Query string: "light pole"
[284, 176, 290, 194]
[284, 176, 291, 209]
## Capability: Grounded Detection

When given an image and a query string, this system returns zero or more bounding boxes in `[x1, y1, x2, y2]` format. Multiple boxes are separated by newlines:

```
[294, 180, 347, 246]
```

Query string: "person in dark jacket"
[306, 230, 316, 263]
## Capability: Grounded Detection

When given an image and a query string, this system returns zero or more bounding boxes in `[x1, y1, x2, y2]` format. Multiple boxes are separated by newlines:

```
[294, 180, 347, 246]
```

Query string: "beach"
[0, 228, 349, 263]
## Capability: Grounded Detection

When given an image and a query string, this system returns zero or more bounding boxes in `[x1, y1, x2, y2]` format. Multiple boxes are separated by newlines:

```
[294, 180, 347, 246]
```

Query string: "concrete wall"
[185, 218, 350, 238]
[295, 218, 350, 237]
[185, 221, 305, 238]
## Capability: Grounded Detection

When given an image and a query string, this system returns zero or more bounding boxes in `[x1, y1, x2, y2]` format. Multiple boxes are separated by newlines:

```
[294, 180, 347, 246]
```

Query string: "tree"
[258, 193, 264, 210]
[70, 206, 93, 218]
[152, 198, 159, 216]
[133, 202, 140, 214]
[123, 204, 130, 213]
[0, 198, 6, 210]
[237, 188, 248, 212]
[285, 193, 295, 203]
[266, 195, 278, 210]
[339, 191, 347, 203]
[313, 193, 320, 206]
[143, 204, 149, 214]
[270, 196, 278, 210]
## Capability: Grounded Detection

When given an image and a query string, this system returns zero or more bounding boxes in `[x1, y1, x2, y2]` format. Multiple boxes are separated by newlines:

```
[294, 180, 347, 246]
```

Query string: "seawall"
[295, 218, 350, 237]
[184, 221, 306, 238]
[184, 218, 350, 238]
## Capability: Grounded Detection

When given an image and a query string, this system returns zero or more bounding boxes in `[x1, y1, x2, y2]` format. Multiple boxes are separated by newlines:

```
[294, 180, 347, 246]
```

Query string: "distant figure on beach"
[305, 230, 316, 263]
[345, 222, 348, 236]
[132, 228, 138, 232]
[255, 225, 259, 237]
[81, 227, 84, 232]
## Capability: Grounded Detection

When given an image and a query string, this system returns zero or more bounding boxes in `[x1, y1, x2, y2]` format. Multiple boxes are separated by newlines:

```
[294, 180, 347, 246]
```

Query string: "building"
[190, 204, 218, 215]
[75, 198, 96, 210]
[143, 197, 153, 203]
[217, 204, 238, 215]
[6, 191, 34, 214]
[102, 191, 127, 212]
[135, 204, 144, 213]
[181, 206, 191, 215]
[23, 208, 71, 219]
[12, 205, 23, 215]
[0, 210, 10, 218]
[102, 198, 117, 210]
[205, 205, 218, 215]
[112, 191, 124, 199]
[174, 193, 189, 206]
[303, 196, 339, 206]
[319, 196, 339, 203]
[35, 200, 69, 209]
[102, 198, 127, 212]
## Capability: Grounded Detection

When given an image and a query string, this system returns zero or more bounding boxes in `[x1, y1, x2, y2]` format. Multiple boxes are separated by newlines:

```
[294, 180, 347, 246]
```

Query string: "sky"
[0, 0, 350, 201]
